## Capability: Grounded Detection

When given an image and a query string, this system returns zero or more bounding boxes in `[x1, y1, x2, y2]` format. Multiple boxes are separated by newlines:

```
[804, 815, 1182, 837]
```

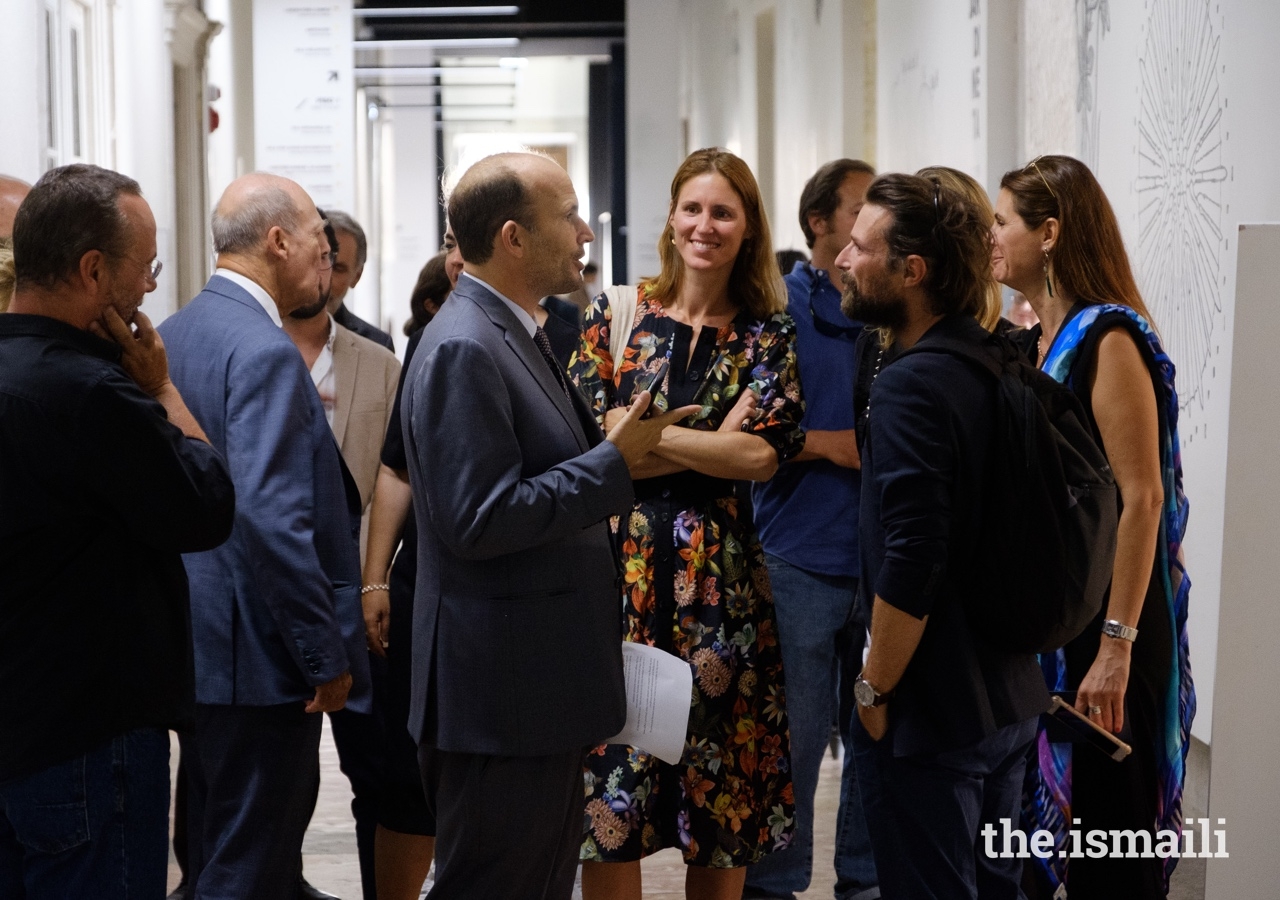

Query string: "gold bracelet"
[360, 583, 390, 595]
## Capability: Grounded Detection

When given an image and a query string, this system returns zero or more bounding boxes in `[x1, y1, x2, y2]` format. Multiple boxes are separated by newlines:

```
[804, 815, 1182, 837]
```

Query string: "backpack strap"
[896, 330, 1006, 380]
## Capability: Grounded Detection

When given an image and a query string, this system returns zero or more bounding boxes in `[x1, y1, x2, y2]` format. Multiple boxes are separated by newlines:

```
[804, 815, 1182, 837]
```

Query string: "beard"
[107, 283, 143, 326]
[840, 269, 907, 332]
[290, 289, 330, 320]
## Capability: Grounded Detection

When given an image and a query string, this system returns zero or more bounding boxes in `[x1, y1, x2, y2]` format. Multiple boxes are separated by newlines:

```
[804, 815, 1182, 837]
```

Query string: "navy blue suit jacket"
[403, 276, 631, 756]
[159, 275, 370, 712]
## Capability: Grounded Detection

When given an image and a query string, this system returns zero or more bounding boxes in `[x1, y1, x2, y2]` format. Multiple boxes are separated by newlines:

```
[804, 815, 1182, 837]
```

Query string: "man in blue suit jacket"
[158, 173, 370, 900]
[404, 152, 695, 900]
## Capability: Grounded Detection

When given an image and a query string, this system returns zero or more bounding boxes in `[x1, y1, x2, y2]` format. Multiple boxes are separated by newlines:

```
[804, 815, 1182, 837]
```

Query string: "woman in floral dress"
[570, 148, 803, 900]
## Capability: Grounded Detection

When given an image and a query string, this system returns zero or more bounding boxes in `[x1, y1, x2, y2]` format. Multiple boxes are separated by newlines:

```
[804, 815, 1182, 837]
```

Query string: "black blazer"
[402, 277, 632, 756]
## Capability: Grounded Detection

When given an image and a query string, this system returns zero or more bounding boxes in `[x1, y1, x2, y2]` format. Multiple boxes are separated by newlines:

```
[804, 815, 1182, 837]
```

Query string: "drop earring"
[1043, 247, 1054, 298]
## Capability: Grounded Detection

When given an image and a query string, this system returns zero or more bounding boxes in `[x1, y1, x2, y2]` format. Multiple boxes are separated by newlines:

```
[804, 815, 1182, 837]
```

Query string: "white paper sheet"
[605, 642, 692, 765]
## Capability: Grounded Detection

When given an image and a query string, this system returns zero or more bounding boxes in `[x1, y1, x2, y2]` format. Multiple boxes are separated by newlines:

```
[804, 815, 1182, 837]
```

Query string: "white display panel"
[253, 0, 354, 212]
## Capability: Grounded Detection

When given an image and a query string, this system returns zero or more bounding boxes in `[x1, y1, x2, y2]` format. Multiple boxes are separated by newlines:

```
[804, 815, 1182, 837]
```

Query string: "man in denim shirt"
[747, 160, 879, 900]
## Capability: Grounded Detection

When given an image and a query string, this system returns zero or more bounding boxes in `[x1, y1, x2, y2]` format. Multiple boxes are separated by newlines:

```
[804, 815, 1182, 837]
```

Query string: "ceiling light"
[353, 6, 519, 17]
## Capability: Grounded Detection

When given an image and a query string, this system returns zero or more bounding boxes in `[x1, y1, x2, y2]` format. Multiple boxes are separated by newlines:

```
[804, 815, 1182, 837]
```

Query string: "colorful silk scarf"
[1023, 304, 1195, 894]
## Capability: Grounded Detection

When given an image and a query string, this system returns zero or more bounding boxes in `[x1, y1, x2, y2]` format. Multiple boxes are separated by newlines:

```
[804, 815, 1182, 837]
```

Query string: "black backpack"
[898, 331, 1119, 653]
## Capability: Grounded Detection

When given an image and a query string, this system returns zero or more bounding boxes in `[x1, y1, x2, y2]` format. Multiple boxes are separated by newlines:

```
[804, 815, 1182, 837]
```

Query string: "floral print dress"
[569, 286, 803, 868]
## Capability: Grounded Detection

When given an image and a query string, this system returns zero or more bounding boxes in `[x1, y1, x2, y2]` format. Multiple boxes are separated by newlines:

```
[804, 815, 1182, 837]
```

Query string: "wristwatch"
[854, 675, 894, 708]
[1102, 619, 1139, 642]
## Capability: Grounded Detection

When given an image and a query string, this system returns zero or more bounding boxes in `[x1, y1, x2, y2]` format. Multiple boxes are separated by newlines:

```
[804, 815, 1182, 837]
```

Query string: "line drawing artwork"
[1135, 0, 1229, 423]
[1076, 0, 1109, 170]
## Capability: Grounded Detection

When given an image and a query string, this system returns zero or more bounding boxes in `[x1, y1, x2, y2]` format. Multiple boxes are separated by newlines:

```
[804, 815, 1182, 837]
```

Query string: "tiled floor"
[167, 722, 1206, 899]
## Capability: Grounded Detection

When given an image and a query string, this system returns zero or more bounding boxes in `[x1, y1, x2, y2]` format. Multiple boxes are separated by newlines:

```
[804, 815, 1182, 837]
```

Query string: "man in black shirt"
[0, 164, 234, 897]
[834, 173, 1048, 898]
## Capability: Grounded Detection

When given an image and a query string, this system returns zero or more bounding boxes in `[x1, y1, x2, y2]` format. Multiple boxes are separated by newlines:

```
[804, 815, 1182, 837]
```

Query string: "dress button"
[688, 369, 701, 381]
[661, 489, 671, 499]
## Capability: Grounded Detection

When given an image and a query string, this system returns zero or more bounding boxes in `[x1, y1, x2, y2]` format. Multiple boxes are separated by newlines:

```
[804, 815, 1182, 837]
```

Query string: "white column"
[1205, 223, 1280, 897]
[115, 0, 179, 319]
[626, 0, 684, 280]
[0, 0, 43, 179]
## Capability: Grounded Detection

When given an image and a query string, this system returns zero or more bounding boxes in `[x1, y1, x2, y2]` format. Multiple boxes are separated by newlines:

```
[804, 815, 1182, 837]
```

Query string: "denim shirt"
[752, 261, 863, 577]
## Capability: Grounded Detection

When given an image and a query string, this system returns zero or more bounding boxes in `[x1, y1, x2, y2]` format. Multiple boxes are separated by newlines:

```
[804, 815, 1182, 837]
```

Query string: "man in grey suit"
[158, 173, 370, 900]
[403, 152, 693, 900]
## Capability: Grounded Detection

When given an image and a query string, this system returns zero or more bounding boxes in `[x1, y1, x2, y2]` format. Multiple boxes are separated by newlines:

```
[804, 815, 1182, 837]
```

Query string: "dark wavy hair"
[798, 158, 876, 248]
[999, 154, 1154, 325]
[865, 172, 992, 320]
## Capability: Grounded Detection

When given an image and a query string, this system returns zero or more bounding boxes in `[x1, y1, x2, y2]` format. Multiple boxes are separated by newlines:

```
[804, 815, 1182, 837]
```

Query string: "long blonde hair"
[916, 165, 1002, 332]
[644, 148, 786, 319]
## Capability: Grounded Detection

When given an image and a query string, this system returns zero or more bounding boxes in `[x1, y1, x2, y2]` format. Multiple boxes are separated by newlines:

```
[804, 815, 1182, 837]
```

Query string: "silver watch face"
[854, 678, 877, 707]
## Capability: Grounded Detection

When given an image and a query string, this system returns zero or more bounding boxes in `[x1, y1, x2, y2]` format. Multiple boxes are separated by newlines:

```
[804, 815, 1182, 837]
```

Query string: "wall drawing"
[1135, 0, 1229, 422]
[1076, 0, 1109, 169]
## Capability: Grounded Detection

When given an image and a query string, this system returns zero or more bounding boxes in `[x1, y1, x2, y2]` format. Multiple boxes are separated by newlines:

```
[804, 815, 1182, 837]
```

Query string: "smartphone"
[1045, 694, 1132, 762]
[632, 359, 670, 416]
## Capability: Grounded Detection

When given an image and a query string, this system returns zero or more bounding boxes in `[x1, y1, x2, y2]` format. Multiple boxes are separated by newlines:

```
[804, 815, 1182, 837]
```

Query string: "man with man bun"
[835, 173, 1048, 898]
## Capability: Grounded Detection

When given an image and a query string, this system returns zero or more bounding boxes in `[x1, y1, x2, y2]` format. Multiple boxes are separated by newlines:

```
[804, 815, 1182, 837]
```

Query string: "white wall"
[633, 0, 876, 266]
[627, 0, 685, 280]
[0, 0, 185, 318]
[875, 0, 1018, 195]
[0, 0, 44, 180]
[1084, 0, 1280, 743]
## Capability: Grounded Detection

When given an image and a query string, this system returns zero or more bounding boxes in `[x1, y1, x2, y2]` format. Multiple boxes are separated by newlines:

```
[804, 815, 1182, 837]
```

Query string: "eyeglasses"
[116, 254, 162, 282]
[1027, 156, 1058, 201]
[319, 249, 338, 271]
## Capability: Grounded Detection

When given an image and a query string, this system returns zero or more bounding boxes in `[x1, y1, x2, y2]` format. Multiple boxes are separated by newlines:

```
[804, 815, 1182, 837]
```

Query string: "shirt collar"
[324, 313, 337, 351]
[215, 267, 283, 328]
[0, 312, 122, 363]
[462, 271, 536, 337]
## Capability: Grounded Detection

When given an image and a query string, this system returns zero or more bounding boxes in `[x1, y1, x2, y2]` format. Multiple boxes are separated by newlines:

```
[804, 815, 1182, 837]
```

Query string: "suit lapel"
[460, 281, 589, 453]
[330, 325, 357, 449]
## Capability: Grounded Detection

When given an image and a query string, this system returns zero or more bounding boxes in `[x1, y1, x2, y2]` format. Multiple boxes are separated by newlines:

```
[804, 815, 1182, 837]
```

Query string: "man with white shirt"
[158, 172, 370, 900]
[283, 214, 400, 900]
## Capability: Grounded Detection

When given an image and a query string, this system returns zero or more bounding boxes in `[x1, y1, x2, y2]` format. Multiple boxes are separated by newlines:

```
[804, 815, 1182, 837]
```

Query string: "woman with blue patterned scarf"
[992, 154, 1194, 899]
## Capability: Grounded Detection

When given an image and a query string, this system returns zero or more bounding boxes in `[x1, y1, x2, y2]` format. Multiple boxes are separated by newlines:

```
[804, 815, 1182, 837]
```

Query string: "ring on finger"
[1088, 705, 1103, 716]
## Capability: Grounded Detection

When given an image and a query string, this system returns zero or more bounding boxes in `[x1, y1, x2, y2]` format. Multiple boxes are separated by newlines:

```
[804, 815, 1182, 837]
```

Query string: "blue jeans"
[853, 715, 1038, 900]
[744, 555, 878, 900]
[0, 728, 171, 900]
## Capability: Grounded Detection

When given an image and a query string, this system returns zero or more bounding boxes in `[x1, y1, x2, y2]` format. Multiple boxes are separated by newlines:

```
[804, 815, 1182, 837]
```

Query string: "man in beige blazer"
[282, 219, 399, 900]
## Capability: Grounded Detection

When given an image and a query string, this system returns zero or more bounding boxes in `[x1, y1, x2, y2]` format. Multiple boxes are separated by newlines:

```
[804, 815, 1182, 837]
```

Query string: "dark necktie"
[533, 326, 575, 406]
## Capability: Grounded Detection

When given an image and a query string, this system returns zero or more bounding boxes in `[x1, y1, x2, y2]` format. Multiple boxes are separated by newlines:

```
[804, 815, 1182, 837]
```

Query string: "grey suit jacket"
[331, 323, 400, 511]
[403, 275, 631, 756]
